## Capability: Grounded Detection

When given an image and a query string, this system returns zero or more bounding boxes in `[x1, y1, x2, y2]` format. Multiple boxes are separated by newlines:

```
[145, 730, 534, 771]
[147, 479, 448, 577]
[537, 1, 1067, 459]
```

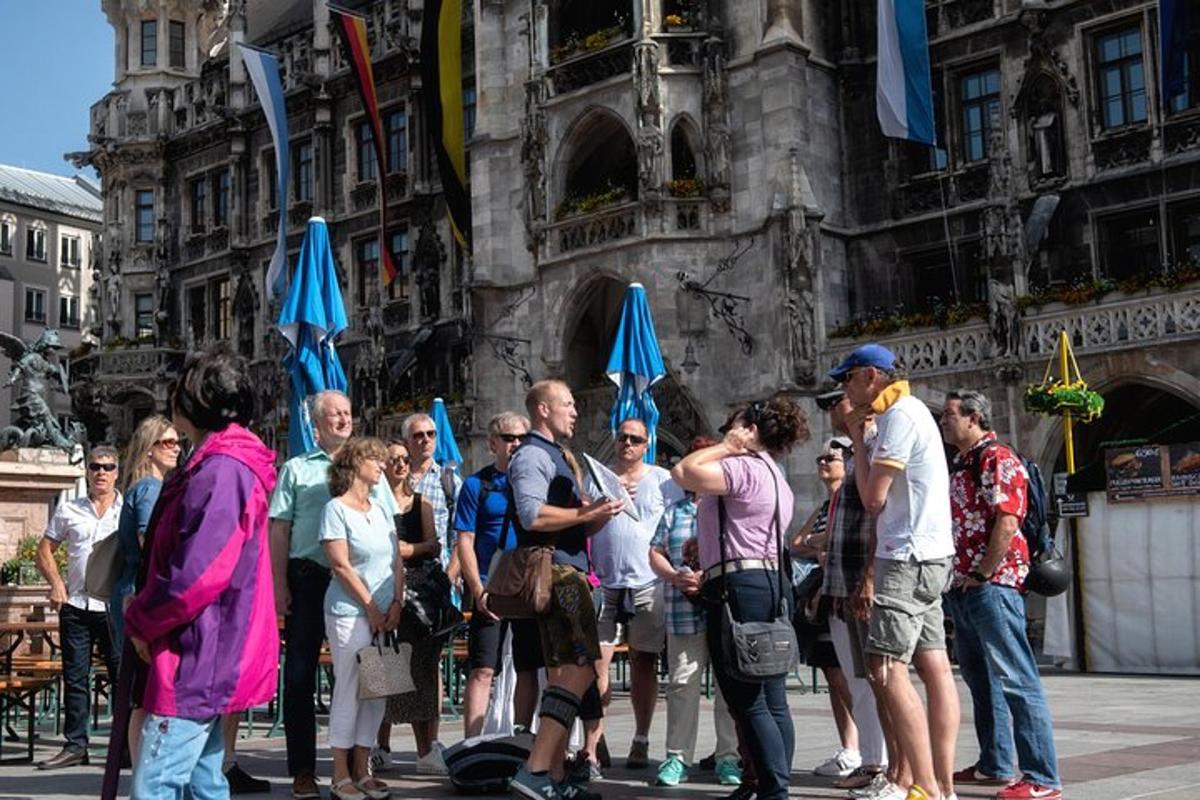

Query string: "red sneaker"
[996, 780, 1063, 799]
[953, 766, 1011, 785]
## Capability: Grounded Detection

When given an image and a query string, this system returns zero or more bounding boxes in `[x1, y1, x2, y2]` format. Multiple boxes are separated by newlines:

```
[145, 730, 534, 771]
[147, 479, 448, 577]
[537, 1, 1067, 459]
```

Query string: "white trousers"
[325, 614, 387, 750]
[829, 615, 888, 766]
[664, 631, 739, 765]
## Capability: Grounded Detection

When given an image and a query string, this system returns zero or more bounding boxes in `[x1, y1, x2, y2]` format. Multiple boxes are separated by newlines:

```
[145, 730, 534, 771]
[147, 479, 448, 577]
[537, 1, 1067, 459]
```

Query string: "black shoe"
[721, 783, 756, 800]
[225, 762, 271, 794]
[698, 752, 717, 771]
[37, 748, 89, 770]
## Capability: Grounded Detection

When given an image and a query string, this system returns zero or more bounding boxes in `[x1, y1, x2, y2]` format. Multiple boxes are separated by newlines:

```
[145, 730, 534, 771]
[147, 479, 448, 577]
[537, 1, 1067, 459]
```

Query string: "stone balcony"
[71, 345, 187, 384]
[546, 37, 635, 97]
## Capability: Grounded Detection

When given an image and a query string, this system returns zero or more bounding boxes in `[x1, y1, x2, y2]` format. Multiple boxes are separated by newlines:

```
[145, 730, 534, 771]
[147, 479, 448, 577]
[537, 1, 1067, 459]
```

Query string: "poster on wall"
[1105, 442, 1200, 502]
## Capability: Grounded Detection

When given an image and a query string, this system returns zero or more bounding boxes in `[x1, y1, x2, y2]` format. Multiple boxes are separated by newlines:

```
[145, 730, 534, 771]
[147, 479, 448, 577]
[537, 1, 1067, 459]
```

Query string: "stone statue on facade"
[702, 37, 731, 203]
[104, 257, 123, 335]
[987, 277, 1020, 359]
[414, 219, 445, 321]
[199, 0, 234, 59]
[520, 79, 548, 250]
[0, 329, 83, 452]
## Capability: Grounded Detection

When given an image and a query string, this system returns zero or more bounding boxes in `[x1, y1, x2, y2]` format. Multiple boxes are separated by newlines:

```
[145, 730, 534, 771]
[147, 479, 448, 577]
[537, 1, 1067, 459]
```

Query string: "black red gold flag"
[420, 0, 472, 252]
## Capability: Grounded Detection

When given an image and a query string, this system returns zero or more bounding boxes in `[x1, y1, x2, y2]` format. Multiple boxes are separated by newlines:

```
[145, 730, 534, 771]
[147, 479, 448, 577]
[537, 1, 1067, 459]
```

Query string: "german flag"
[330, 3, 398, 286]
[420, 0, 472, 252]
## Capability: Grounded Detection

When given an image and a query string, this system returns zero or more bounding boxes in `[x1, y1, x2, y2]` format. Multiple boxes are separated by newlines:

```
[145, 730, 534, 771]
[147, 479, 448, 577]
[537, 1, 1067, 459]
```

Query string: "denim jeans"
[60, 603, 120, 751]
[283, 558, 331, 777]
[706, 569, 794, 800]
[945, 582, 1061, 788]
[131, 714, 226, 799]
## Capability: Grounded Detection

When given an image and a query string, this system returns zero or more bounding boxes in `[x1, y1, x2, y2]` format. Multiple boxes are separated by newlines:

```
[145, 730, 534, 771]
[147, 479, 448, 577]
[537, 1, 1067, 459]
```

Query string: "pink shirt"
[697, 454, 795, 570]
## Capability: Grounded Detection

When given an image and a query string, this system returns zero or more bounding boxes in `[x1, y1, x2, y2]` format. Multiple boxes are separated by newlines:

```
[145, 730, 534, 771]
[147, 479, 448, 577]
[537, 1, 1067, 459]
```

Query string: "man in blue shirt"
[454, 410, 541, 739]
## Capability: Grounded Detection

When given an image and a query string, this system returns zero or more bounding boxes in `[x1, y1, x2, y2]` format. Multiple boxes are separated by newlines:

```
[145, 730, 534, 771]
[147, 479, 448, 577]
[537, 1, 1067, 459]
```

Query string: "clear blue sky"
[0, 2, 112, 178]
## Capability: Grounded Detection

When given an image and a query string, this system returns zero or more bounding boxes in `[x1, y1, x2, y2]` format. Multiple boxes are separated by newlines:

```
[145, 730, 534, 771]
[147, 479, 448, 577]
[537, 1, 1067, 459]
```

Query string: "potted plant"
[663, 13, 690, 31]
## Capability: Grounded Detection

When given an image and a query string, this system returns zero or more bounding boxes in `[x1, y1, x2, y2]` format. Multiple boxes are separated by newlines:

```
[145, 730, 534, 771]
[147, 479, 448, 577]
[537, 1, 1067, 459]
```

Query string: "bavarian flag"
[329, 3, 398, 286]
[421, 0, 472, 252]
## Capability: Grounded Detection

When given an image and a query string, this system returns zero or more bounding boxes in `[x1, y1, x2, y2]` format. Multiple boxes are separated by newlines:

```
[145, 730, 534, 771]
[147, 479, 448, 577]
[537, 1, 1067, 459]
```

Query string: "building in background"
[0, 165, 102, 434]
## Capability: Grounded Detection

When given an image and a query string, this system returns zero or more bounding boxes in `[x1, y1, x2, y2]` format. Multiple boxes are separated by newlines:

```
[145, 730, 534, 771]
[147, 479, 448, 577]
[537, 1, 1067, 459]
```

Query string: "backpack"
[966, 441, 1054, 561]
[443, 731, 534, 793]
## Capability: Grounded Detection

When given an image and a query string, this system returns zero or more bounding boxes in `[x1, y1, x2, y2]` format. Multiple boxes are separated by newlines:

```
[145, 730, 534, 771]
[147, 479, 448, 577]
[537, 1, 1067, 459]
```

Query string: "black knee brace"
[539, 685, 582, 731]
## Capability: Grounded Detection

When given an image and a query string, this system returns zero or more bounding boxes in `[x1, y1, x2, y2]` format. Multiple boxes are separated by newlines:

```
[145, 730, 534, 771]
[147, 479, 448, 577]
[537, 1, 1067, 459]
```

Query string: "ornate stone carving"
[520, 78, 548, 250]
[413, 218, 445, 320]
[634, 41, 664, 209]
[1093, 129, 1152, 171]
[1014, 9, 1080, 110]
[701, 36, 731, 208]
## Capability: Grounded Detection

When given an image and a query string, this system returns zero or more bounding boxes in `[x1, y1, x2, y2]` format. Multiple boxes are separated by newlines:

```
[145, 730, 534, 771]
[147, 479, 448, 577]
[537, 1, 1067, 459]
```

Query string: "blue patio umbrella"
[278, 217, 349, 457]
[605, 282, 667, 463]
[430, 397, 464, 469]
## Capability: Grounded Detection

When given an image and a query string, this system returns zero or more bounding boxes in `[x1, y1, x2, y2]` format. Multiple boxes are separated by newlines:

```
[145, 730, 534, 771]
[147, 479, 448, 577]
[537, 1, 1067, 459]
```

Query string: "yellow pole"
[1059, 330, 1076, 474]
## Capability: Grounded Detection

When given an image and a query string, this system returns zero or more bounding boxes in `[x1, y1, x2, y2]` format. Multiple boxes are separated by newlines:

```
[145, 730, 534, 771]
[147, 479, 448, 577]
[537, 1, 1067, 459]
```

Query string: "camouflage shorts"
[537, 564, 601, 668]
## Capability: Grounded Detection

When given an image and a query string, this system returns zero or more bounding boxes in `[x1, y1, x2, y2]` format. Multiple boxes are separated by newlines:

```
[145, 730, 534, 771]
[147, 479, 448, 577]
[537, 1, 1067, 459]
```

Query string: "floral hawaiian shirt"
[949, 432, 1031, 590]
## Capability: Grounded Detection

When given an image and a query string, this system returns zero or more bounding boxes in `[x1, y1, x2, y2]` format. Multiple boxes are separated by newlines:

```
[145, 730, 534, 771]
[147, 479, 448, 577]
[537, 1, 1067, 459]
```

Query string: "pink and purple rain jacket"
[124, 423, 279, 718]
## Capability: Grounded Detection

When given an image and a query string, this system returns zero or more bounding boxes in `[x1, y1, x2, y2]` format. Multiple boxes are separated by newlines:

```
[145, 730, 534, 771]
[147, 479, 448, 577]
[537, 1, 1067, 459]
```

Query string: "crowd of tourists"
[33, 342, 1063, 800]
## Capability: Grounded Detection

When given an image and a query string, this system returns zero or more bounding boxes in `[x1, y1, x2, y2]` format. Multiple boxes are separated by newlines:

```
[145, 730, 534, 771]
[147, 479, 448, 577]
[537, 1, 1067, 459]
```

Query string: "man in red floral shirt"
[940, 390, 1062, 800]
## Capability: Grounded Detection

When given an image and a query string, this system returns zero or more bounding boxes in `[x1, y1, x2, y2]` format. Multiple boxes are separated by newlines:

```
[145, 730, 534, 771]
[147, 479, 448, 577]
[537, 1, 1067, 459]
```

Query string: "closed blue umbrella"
[278, 217, 349, 457]
[605, 282, 667, 463]
[430, 396, 464, 469]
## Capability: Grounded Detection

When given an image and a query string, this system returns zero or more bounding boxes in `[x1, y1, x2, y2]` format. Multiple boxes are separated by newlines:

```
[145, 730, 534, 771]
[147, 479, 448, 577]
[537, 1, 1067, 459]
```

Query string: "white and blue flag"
[876, 0, 936, 145]
[238, 42, 291, 298]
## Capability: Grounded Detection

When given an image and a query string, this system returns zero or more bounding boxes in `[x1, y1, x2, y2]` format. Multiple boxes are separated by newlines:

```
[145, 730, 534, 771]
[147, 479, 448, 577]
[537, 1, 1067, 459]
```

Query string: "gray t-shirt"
[591, 465, 684, 588]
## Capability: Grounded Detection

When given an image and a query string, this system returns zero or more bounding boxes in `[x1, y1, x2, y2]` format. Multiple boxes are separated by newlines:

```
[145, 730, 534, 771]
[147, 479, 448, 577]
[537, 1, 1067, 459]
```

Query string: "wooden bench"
[0, 676, 55, 763]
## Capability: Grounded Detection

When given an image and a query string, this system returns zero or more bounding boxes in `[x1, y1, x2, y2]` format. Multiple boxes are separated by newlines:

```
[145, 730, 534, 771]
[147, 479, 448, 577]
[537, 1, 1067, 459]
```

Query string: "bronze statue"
[0, 329, 84, 452]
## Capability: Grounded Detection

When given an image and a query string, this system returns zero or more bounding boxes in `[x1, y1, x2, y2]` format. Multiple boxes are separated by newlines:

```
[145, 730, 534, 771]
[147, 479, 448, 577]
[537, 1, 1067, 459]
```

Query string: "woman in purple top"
[672, 397, 809, 800]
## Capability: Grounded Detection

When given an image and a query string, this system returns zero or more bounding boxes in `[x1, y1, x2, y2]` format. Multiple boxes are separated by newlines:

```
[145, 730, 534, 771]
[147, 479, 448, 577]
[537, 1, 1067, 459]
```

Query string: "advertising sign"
[1105, 442, 1200, 502]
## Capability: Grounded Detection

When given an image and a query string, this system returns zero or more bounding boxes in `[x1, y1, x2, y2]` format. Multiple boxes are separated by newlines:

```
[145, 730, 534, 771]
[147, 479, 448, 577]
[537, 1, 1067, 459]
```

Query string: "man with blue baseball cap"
[832, 344, 961, 800]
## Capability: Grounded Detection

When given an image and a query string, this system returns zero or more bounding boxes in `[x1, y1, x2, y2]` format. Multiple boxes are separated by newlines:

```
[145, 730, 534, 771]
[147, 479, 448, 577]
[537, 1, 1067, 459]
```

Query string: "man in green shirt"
[269, 390, 396, 799]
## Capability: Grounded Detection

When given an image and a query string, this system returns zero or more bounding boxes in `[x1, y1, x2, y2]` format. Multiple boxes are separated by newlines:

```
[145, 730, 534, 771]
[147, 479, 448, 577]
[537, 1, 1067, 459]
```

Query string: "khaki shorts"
[537, 564, 601, 668]
[597, 583, 666, 653]
[867, 556, 952, 664]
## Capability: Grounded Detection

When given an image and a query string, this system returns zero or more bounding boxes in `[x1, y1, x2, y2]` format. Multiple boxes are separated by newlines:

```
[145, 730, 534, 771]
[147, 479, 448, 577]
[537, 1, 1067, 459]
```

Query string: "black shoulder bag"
[717, 453, 798, 683]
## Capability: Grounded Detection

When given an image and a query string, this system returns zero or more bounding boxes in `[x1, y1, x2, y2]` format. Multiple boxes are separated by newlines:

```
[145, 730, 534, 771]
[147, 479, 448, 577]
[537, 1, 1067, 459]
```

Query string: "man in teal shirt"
[269, 390, 396, 799]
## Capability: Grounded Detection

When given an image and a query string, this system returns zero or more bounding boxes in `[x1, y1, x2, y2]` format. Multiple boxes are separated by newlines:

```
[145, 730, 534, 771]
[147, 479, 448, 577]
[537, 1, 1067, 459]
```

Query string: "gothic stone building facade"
[77, 0, 1200, 513]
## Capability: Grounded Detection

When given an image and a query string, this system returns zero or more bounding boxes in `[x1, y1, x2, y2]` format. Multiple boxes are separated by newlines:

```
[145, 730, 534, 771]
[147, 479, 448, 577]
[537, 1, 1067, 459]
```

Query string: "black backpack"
[965, 441, 1054, 560]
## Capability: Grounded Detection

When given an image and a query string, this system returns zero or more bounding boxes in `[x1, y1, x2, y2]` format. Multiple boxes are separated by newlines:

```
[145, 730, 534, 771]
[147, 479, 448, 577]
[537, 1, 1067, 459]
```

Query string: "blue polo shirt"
[452, 465, 511, 582]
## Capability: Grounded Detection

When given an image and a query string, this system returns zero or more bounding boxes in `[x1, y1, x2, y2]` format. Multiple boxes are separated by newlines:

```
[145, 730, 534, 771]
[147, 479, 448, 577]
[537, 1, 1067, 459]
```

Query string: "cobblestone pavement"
[2, 672, 1198, 799]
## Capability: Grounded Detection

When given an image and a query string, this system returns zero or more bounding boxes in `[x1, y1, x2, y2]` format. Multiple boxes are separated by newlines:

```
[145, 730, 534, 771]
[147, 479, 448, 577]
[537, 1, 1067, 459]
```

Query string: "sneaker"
[626, 739, 650, 769]
[557, 781, 601, 800]
[835, 766, 883, 790]
[852, 774, 905, 800]
[292, 774, 322, 800]
[225, 763, 271, 794]
[721, 784, 756, 800]
[996, 780, 1062, 799]
[511, 766, 561, 800]
[815, 748, 863, 777]
[415, 746, 448, 775]
[953, 766, 1011, 786]
[566, 753, 600, 785]
[369, 746, 394, 774]
[716, 756, 742, 786]
[655, 754, 688, 787]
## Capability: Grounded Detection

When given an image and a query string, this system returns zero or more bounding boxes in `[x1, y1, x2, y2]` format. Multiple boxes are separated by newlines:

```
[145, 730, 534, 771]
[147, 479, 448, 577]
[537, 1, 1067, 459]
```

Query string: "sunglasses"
[815, 454, 843, 465]
[616, 433, 648, 445]
[386, 456, 409, 467]
[837, 368, 863, 385]
[410, 430, 437, 440]
[88, 462, 118, 473]
[155, 438, 180, 449]
[496, 433, 522, 443]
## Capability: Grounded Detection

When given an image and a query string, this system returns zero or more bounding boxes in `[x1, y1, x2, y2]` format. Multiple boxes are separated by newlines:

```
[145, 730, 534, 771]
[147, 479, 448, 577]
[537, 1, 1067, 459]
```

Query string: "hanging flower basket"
[1023, 380, 1105, 422]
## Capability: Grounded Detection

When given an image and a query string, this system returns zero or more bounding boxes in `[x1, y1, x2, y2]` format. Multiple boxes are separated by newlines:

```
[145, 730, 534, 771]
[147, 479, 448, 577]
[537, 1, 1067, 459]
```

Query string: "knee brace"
[539, 685, 582, 731]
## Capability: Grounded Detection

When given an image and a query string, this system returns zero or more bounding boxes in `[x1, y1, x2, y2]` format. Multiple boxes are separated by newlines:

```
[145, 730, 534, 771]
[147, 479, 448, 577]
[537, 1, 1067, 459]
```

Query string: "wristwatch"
[968, 570, 990, 583]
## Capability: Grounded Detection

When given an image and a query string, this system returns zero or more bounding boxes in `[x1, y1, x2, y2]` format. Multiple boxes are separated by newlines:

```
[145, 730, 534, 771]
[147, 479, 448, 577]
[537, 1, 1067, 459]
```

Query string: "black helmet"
[1024, 552, 1072, 597]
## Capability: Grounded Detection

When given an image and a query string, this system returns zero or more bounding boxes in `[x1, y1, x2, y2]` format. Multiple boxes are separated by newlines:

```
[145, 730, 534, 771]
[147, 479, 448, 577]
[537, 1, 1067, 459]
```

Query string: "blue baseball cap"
[828, 343, 897, 381]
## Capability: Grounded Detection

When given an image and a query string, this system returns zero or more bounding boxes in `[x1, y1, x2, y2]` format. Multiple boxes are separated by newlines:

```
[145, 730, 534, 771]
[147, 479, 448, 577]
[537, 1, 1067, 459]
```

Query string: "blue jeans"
[131, 714, 226, 799]
[945, 583, 1061, 788]
[284, 558, 331, 777]
[706, 569, 794, 800]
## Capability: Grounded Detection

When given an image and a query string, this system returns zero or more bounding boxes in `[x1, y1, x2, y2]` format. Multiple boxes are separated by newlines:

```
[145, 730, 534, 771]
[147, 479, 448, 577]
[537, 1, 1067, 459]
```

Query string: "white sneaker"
[415, 744, 448, 775]
[815, 747, 862, 777]
[851, 774, 905, 800]
[368, 746, 393, 775]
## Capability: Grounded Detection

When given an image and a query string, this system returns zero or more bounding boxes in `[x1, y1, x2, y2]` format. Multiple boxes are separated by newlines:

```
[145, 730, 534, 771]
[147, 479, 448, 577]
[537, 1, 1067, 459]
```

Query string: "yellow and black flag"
[330, 3, 398, 286]
[420, 0, 472, 252]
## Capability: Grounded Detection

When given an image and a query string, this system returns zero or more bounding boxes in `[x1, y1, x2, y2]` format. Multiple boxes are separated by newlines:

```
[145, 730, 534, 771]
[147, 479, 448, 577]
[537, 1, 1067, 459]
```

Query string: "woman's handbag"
[716, 454, 798, 683]
[85, 533, 122, 602]
[356, 633, 416, 700]
[396, 558, 464, 642]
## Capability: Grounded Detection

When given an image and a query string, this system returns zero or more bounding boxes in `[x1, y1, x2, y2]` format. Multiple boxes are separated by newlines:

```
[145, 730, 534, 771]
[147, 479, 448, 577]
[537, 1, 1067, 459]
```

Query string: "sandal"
[331, 778, 367, 800]
[356, 777, 391, 800]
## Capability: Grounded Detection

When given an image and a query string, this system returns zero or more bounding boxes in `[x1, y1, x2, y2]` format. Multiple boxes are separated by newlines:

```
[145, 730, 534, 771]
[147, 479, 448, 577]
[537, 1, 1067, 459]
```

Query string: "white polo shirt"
[44, 493, 123, 612]
[870, 394, 954, 562]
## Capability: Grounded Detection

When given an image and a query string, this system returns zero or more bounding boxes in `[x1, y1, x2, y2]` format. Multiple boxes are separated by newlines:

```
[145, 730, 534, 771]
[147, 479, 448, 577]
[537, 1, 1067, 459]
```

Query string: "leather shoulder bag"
[484, 488, 553, 619]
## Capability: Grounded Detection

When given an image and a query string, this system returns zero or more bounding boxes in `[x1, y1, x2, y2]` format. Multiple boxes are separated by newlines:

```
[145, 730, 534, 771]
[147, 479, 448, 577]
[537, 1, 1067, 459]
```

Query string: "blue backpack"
[967, 441, 1054, 560]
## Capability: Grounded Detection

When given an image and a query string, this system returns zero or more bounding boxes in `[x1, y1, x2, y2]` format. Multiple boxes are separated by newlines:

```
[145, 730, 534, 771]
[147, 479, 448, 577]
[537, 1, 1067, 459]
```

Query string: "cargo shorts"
[867, 556, 953, 664]
[537, 564, 602, 668]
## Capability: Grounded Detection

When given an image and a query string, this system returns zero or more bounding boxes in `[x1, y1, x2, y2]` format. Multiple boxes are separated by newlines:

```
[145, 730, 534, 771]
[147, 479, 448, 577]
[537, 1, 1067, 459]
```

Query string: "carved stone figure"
[702, 37, 731, 196]
[105, 266, 123, 334]
[987, 277, 1020, 359]
[633, 42, 660, 128]
[154, 263, 173, 343]
[763, 0, 803, 44]
[0, 329, 82, 452]
[637, 128, 664, 199]
[199, 0, 234, 59]
[414, 219, 445, 320]
[520, 79, 548, 247]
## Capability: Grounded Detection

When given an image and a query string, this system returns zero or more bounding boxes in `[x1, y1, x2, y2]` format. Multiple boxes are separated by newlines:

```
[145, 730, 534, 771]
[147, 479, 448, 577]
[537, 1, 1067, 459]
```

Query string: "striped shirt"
[650, 497, 705, 636]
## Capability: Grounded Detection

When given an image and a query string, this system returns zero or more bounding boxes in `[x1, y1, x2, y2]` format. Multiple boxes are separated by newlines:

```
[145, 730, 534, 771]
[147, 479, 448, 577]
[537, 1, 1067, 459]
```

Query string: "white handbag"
[355, 634, 416, 700]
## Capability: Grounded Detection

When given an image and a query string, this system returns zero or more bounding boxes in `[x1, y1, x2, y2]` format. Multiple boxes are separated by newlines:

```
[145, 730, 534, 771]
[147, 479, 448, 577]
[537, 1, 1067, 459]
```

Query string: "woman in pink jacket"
[124, 346, 279, 799]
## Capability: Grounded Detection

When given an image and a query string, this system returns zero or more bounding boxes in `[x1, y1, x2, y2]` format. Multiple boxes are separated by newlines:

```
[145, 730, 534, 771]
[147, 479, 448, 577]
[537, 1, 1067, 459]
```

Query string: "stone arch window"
[555, 110, 637, 219]
[668, 116, 702, 188]
[1020, 73, 1067, 184]
[549, 0, 633, 63]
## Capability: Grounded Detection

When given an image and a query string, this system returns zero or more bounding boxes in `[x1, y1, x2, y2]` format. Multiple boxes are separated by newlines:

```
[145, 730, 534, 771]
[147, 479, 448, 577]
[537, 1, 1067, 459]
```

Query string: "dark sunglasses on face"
[88, 462, 118, 473]
[386, 456, 408, 467]
[617, 433, 648, 445]
[816, 454, 843, 465]
[496, 433, 522, 443]
[411, 430, 436, 440]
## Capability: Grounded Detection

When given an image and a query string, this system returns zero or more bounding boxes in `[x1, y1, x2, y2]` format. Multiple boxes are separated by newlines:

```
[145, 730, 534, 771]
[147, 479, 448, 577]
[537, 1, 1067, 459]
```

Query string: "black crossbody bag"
[717, 453, 798, 682]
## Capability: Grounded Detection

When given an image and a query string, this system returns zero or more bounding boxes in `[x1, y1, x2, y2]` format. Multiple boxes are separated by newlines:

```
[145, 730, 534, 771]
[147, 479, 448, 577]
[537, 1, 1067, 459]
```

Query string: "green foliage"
[1023, 381, 1105, 423]
[1, 534, 63, 585]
